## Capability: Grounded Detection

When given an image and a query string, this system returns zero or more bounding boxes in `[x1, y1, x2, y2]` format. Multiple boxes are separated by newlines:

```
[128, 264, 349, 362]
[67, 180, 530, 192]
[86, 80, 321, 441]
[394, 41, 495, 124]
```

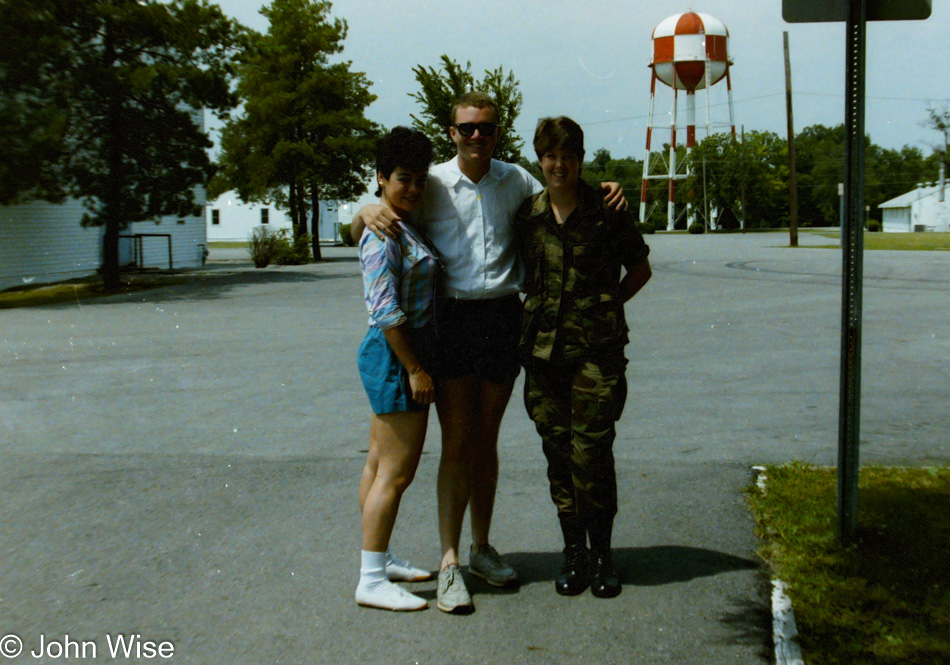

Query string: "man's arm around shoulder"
[350, 204, 402, 243]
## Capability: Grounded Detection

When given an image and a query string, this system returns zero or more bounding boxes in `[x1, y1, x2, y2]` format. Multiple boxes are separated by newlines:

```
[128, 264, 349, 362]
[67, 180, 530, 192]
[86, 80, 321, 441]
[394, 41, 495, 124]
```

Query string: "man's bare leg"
[436, 375, 479, 570]
[469, 378, 515, 548]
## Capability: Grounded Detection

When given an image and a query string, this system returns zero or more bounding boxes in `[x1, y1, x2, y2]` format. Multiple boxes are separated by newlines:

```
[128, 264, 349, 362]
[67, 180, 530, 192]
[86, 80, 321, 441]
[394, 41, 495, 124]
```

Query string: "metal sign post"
[783, 0, 931, 543]
[838, 0, 866, 544]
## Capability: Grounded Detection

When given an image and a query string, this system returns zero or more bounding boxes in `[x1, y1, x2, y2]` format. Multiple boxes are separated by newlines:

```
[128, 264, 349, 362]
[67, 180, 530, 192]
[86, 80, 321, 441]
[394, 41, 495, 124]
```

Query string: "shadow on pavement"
[488, 545, 760, 588]
[40, 266, 354, 308]
[719, 596, 774, 661]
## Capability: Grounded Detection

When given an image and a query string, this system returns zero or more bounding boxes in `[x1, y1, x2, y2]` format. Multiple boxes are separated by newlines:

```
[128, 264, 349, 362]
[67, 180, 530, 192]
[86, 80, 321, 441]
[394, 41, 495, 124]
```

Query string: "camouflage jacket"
[515, 180, 650, 362]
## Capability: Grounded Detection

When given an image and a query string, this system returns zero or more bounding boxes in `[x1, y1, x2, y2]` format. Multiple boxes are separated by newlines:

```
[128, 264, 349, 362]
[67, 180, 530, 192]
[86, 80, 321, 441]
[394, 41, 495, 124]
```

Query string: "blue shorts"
[357, 325, 435, 415]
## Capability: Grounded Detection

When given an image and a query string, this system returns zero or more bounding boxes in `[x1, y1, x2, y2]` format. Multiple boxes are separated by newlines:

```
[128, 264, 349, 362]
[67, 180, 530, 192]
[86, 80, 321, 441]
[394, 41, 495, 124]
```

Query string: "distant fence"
[119, 233, 172, 269]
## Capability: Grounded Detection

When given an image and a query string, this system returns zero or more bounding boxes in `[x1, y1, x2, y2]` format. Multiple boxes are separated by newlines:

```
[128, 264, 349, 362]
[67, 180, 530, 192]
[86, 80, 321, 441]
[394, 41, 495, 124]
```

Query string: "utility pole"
[784, 31, 799, 247]
[740, 125, 747, 231]
[703, 154, 709, 230]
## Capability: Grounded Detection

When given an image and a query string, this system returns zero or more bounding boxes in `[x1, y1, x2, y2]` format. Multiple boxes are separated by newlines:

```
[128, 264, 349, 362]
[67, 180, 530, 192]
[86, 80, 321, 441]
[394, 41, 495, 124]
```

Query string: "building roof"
[879, 183, 946, 208]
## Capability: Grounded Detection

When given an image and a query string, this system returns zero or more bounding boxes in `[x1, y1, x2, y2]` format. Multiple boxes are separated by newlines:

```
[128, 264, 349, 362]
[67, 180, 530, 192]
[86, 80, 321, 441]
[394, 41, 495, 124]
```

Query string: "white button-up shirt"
[417, 157, 542, 300]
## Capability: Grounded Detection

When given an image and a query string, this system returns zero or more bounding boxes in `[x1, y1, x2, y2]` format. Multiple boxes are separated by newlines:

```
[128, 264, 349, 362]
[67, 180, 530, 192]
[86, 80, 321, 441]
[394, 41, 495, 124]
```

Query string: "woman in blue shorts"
[355, 127, 439, 611]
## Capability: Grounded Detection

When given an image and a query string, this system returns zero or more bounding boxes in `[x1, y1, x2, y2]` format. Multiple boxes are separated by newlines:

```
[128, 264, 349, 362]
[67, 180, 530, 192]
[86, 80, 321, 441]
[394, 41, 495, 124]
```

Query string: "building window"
[261, 208, 269, 225]
[212, 209, 220, 225]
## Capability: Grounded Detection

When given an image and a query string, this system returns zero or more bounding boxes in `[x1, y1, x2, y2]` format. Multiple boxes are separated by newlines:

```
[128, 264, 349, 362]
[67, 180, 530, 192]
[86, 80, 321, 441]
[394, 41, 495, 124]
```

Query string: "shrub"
[868, 219, 882, 233]
[688, 221, 705, 234]
[637, 221, 656, 235]
[249, 226, 282, 268]
[249, 227, 311, 267]
[275, 232, 311, 265]
[339, 223, 356, 247]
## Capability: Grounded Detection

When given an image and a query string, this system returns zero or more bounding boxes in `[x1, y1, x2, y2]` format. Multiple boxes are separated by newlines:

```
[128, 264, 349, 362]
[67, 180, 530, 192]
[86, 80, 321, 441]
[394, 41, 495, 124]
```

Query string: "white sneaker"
[386, 553, 433, 582]
[355, 579, 428, 611]
[436, 564, 473, 614]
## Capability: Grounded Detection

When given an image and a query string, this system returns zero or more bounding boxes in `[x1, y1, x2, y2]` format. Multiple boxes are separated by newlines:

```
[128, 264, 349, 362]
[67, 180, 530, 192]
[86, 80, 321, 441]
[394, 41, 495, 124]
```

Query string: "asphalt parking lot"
[2, 231, 947, 664]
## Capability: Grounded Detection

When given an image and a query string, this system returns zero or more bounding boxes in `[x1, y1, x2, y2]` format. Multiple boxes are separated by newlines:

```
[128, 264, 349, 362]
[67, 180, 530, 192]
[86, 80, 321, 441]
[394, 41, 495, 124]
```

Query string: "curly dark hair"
[375, 127, 434, 196]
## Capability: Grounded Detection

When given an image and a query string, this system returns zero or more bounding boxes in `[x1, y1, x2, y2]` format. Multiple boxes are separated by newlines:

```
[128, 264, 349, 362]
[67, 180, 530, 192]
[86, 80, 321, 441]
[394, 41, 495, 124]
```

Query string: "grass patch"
[208, 241, 249, 249]
[0, 273, 189, 309]
[747, 463, 950, 664]
[811, 231, 950, 251]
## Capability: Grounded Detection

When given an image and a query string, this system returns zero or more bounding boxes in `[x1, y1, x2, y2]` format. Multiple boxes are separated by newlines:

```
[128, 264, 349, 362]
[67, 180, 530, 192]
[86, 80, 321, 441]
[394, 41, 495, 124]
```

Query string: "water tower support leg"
[704, 58, 713, 140]
[686, 91, 696, 229]
[640, 71, 657, 226]
[727, 69, 737, 138]
[668, 88, 678, 231]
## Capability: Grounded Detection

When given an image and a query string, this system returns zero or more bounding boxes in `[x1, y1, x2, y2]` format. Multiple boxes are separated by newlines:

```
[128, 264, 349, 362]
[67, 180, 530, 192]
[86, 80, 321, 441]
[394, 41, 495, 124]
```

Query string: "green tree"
[865, 144, 940, 218]
[216, 0, 378, 262]
[590, 148, 612, 172]
[792, 124, 939, 226]
[0, 0, 71, 205]
[518, 156, 543, 183]
[0, 0, 242, 288]
[794, 124, 846, 227]
[409, 54, 524, 164]
[925, 106, 950, 170]
[685, 131, 787, 229]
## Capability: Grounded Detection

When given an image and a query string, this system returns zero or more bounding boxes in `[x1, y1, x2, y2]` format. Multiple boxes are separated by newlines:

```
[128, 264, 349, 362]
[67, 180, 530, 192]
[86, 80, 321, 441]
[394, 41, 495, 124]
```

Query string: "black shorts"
[432, 294, 522, 384]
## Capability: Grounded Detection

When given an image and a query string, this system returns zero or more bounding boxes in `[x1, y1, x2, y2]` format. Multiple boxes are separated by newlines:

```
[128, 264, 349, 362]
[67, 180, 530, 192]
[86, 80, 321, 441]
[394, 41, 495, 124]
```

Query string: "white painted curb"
[752, 466, 806, 665]
[772, 579, 805, 665]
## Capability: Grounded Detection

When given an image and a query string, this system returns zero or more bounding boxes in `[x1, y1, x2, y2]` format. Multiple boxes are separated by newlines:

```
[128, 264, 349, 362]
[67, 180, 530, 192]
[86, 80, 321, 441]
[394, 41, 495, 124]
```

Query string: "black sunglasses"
[453, 122, 499, 137]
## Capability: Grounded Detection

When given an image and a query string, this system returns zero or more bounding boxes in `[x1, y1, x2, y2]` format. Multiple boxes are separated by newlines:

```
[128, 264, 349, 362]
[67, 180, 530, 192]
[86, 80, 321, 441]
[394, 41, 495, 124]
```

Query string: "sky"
[211, 0, 950, 165]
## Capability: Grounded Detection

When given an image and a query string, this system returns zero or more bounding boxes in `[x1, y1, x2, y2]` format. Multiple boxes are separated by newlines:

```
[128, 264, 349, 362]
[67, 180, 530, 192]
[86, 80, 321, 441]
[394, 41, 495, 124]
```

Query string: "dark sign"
[783, 0, 931, 22]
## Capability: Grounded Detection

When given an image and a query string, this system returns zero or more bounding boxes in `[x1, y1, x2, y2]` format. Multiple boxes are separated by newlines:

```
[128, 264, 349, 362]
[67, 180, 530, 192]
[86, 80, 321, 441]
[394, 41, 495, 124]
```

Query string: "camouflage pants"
[523, 354, 627, 522]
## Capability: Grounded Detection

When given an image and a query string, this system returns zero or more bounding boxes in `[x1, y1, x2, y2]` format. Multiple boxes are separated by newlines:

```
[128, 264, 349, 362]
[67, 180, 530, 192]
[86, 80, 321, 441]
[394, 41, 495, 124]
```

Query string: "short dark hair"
[451, 90, 499, 125]
[533, 116, 585, 162]
[375, 127, 434, 196]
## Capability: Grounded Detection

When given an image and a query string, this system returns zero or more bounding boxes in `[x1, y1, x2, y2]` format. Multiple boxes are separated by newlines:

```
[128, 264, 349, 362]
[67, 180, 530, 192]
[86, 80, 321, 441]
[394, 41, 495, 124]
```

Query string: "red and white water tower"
[639, 11, 736, 230]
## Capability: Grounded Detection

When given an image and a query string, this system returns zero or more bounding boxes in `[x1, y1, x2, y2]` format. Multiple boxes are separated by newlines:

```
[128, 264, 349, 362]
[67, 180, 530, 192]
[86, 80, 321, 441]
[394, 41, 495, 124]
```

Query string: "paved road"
[1, 232, 947, 664]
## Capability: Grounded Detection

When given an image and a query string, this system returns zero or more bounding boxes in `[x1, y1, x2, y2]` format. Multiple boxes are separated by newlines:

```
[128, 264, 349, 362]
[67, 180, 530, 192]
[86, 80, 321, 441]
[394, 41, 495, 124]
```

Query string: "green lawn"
[208, 241, 249, 249]
[0, 274, 188, 309]
[812, 231, 950, 251]
[747, 464, 950, 664]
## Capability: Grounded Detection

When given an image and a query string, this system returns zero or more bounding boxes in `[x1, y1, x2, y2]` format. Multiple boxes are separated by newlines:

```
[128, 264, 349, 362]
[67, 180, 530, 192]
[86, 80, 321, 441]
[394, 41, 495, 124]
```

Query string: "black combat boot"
[588, 515, 621, 598]
[555, 513, 589, 596]
[590, 550, 621, 598]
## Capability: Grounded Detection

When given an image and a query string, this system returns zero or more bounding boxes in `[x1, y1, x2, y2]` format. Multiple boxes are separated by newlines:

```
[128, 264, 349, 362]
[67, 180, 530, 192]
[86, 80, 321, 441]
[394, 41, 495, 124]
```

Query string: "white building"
[879, 181, 949, 233]
[0, 197, 208, 292]
[1, 106, 211, 292]
[206, 191, 342, 243]
[338, 182, 380, 238]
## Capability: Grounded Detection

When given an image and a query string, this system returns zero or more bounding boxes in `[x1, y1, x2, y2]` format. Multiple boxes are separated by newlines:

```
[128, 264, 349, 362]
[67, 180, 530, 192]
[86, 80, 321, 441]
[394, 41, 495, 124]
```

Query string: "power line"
[511, 92, 785, 135]
[798, 91, 950, 103]
[512, 91, 950, 136]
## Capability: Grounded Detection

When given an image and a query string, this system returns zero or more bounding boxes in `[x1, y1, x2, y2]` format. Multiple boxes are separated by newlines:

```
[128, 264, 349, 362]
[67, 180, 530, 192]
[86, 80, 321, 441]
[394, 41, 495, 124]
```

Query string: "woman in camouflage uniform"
[516, 117, 652, 598]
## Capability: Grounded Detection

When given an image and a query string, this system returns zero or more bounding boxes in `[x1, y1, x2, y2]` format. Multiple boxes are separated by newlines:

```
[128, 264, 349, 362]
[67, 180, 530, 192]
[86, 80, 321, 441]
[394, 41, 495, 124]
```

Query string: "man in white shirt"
[351, 92, 624, 613]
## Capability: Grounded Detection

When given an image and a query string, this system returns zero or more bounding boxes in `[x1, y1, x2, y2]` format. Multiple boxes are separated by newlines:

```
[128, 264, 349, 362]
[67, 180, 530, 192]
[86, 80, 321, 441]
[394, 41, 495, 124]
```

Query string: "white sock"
[356, 550, 427, 610]
[359, 550, 388, 589]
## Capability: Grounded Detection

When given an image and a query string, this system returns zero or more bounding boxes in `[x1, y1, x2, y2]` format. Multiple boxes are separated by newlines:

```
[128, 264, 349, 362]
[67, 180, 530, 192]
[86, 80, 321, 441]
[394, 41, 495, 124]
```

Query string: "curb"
[752, 466, 806, 665]
[771, 579, 805, 665]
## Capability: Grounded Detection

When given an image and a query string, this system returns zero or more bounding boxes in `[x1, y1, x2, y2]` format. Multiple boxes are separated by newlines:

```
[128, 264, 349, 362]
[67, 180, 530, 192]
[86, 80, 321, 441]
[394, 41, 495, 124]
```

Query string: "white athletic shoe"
[355, 579, 428, 611]
[386, 553, 434, 582]
[436, 564, 473, 614]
